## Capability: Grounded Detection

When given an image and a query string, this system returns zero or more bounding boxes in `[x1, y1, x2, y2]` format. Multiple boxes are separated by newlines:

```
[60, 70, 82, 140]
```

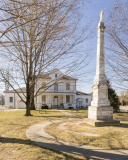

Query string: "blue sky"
[76, 0, 123, 95]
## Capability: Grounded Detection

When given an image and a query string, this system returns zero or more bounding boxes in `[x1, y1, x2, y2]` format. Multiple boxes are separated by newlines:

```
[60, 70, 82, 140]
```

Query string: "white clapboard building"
[4, 69, 91, 109]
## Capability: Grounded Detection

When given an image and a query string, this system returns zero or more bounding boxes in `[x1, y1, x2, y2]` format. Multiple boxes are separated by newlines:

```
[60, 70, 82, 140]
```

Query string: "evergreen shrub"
[41, 105, 48, 109]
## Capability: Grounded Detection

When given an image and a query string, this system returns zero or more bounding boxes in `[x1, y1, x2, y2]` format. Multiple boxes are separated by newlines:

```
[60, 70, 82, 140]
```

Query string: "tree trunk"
[26, 101, 31, 116]
[30, 89, 35, 110]
[29, 78, 35, 110]
[25, 79, 32, 116]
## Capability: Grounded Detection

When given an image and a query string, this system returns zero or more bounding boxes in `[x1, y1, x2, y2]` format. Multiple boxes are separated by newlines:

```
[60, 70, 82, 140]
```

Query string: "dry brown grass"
[0, 105, 4, 107]
[0, 110, 93, 160]
[66, 109, 128, 121]
[120, 105, 128, 107]
[66, 109, 88, 118]
[45, 110, 128, 149]
[113, 112, 128, 121]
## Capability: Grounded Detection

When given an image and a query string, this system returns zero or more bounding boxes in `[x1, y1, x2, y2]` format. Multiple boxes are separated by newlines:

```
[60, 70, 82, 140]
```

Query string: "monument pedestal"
[85, 106, 120, 126]
[88, 106, 113, 120]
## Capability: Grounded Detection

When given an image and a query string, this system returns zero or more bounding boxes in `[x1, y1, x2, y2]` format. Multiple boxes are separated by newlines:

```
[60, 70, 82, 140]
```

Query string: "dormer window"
[55, 74, 57, 78]
[66, 83, 70, 90]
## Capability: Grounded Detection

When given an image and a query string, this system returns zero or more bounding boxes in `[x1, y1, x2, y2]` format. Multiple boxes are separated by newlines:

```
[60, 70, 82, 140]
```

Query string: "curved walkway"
[26, 111, 128, 160]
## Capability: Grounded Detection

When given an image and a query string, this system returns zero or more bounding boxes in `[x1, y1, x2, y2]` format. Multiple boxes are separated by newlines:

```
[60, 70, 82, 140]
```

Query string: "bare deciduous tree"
[120, 90, 128, 105]
[106, 0, 128, 90]
[0, 0, 38, 38]
[0, 0, 91, 116]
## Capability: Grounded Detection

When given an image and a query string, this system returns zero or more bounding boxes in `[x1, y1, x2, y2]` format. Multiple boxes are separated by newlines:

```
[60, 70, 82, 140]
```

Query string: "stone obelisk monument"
[86, 10, 120, 126]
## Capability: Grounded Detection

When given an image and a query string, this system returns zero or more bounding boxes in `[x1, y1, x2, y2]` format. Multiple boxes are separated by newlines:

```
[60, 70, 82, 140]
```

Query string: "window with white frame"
[66, 95, 70, 103]
[86, 98, 88, 103]
[55, 74, 57, 78]
[54, 83, 58, 92]
[66, 83, 70, 90]
[10, 97, 13, 102]
[42, 95, 46, 103]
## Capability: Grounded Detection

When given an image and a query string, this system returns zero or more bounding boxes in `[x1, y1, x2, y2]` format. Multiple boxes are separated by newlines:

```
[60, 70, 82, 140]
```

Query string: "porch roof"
[4, 87, 26, 93]
[76, 98, 84, 101]
[76, 90, 91, 96]
[38, 92, 76, 95]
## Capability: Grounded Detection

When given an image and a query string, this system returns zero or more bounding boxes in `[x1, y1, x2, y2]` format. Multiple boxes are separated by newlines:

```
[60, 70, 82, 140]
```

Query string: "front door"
[52, 96, 58, 109]
[54, 98, 58, 105]
[79, 101, 82, 108]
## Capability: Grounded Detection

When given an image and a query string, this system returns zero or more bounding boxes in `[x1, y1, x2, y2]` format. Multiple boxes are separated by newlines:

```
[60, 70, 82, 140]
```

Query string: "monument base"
[88, 106, 113, 120]
[84, 118, 120, 127]
[87, 106, 120, 126]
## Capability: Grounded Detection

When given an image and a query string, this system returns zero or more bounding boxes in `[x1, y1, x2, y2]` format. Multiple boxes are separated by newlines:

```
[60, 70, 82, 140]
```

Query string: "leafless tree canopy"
[121, 91, 128, 101]
[106, 0, 128, 90]
[0, 0, 90, 115]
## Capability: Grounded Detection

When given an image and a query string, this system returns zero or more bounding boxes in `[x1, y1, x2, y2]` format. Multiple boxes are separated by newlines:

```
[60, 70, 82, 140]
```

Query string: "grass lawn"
[120, 105, 128, 107]
[0, 105, 4, 107]
[45, 110, 128, 149]
[0, 110, 93, 160]
[66, 109, 128, 121]
[66, 109, 88, 118]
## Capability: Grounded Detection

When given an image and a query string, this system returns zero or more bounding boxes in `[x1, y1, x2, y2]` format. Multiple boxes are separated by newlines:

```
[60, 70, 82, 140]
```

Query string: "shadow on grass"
[0, 136, 128, 160]
[32, 116, 67, 119]
[0, 136, 90, 160]
[117, 123, 128, 128]
[68, 110, 88, 113]
[36, 110, 66, 112]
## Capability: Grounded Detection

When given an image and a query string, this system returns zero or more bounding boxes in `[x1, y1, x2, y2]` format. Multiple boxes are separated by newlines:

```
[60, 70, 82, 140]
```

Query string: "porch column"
[71, 95, 73, 103]
[63, 94, 66, 103]
[70, 95, 71, 103]
[46, 95, 48, 103]
[73, 95, 76, 103]
[39, 95, 41, 103]
[35, 95, 37, 109]
[37, 95, 39, 103]
[49, 94, 51, 103]
[16, 99, 17, 109]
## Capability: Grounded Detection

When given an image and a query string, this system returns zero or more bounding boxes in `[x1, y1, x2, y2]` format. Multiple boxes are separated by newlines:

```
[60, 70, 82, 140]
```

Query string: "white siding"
[5, 93, 15, 108]
[76, 95, 91, 108]
[36, 79, 76, 93]
[5, 93, 26, 109]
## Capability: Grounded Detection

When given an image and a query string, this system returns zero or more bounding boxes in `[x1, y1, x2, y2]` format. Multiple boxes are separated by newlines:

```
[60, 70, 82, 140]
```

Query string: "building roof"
[38, 69, 77, 80]
[76, 90, 91, 96]
[4, 87, 26, 93]
[60, 75, 77, 80]
[76, 98, 85, 101]
[5, 88, 90, 95]
[37, 73, 51, 79]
